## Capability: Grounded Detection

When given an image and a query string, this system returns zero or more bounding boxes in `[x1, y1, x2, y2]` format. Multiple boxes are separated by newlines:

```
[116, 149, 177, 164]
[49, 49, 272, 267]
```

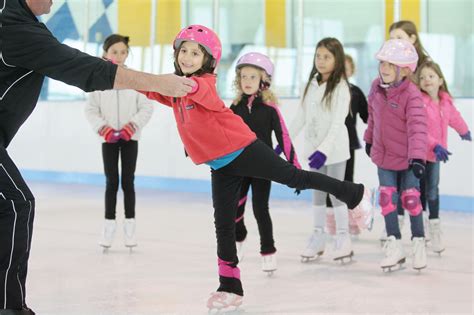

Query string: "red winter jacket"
[364, 78, 427, 170]
[141, 74, 256, 165]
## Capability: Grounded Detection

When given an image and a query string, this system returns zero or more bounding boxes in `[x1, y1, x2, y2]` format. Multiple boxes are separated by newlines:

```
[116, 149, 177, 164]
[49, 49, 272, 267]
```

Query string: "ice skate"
[300, 229, 326, 262]
[236, 240, 245, 262]
[380, 236, 406, 272]
[123, 218, 137, 252]
[350, 187, 375, 232]
[99, 219, 116, 253]
[380, 228, 388, 246]
[207, 291, 243, 313]
[398, 215, 405, 233]
[332, 232, 353, 263]
[412, 237, 427, 271]
[261, 253, 277, 276]
[348, 210, 361, 239]
[429, 219, 445, 255]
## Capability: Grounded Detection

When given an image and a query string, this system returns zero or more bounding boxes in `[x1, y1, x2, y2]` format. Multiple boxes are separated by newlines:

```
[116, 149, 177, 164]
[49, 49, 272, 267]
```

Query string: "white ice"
[26, 182, 473, 315]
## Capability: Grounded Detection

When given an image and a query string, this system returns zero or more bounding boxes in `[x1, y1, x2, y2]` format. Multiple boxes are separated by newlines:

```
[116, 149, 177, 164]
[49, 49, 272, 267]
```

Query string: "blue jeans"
[377, 167, 424, 239]
[424, 161, 440, 219]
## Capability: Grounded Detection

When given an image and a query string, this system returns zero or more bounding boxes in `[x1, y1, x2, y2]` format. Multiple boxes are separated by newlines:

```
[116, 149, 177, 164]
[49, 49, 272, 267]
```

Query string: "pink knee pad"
[401, 188, 422, 216]
[379, 186, 397, 216]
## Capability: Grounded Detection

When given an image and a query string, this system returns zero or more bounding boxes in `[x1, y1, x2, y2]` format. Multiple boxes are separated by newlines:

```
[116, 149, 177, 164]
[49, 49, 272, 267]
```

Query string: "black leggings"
[211, 140, 363, 296]
[102, 140, 138, 219]
[0, 147, 35, 310]
[235, 177, 275, 254]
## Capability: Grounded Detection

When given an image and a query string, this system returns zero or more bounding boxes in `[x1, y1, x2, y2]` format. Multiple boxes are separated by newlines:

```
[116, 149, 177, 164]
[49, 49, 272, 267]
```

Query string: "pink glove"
[119, 122, 137, 141]
[99, 126, 121, 143]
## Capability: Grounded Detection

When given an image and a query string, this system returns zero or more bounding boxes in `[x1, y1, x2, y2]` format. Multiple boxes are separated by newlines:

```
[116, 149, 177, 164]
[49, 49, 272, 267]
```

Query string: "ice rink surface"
[25, 182, 472, 315]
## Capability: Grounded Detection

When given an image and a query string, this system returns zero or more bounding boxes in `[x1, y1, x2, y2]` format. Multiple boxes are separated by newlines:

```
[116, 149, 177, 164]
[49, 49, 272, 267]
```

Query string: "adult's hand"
[154, 74, 196, 97]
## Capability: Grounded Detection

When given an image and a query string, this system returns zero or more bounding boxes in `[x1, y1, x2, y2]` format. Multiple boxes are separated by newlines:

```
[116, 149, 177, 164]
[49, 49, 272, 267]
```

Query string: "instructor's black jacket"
[0, 0, 117, 147]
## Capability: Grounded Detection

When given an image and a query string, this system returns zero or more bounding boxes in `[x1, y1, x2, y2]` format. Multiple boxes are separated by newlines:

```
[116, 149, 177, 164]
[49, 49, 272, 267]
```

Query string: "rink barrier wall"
[21, 169, 473, 213]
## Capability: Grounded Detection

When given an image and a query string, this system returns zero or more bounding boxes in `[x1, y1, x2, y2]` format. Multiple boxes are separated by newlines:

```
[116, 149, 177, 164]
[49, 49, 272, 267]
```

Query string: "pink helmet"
[236, 52, 274, 78]
[173, 25, 222, 68]
[375, 39, 418, 72]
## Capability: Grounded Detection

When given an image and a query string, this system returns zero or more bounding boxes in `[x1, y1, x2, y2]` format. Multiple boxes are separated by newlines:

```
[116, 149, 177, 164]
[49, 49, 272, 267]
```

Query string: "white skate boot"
[412, 237, 427, 271]
[301, 228, 326, 262]
[99, 219, 116, 252]
[423, 213, 430, 242]
[207, 291, 243, 313]
[261, 253, 277, 276]
[380, 228, 388, 245]
[332, 232, 353, 263]
[124, 218, 137, 250]
[398, 215, 405, 233]
[236, 240, 245, 262]
[429, 219, 445, 254]
[380, 236, 406, 272]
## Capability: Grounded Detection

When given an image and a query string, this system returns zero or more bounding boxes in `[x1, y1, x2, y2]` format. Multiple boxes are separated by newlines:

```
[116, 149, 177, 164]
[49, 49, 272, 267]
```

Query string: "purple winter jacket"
[364, 78, 427, 171]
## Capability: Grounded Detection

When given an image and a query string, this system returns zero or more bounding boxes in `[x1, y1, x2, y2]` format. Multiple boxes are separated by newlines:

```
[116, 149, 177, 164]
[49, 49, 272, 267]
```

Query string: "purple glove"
[433, 144, 452, 162]
[274, 144, 283, 155]
[460, 131, 471, 141]
[308, 151, 327, 169]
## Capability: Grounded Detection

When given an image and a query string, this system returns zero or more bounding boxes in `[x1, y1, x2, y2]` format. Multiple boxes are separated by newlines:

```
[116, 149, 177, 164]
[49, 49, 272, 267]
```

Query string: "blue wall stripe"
[20, 169, 473, 213]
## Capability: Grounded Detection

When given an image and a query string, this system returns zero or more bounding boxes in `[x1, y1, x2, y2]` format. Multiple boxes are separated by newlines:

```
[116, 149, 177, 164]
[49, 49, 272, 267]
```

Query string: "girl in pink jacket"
[416, 61, 471, 254]
[364, 39, 428, 272]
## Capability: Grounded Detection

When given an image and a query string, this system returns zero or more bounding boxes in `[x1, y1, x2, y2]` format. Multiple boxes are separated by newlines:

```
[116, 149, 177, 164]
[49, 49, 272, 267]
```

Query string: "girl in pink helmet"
[415, 60, 471, 254]
[140, 25, 368, 311]
[230, 52, 301, 275]
[364, 38, 428, 271]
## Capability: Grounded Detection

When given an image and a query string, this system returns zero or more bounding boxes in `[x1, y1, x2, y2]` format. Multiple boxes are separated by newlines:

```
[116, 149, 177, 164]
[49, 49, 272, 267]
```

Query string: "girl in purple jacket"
[416, 61, 471, 254]
[364, 39, 428, 271]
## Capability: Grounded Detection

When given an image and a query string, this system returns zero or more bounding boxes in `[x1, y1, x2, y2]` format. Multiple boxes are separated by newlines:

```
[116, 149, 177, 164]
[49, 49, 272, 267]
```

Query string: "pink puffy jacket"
[364, 78, 427, 170]
[424, 91, 469, 162]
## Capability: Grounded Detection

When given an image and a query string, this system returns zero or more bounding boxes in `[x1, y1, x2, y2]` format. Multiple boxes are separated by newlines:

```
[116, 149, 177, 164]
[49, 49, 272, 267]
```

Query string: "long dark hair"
[173, 41, 216, 77]
[389, 20, 430, 67]
[302, 37, 347, 109]
[102, 34, 129, 56]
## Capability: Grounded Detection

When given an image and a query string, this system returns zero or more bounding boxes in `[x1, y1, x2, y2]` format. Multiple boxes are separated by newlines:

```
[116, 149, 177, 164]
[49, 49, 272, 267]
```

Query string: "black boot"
[0, 308, 35, 315]
[336, 181, 364, 209]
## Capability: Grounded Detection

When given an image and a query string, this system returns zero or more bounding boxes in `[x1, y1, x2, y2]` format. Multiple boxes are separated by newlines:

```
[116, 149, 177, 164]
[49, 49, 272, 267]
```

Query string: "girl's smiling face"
[177, 41, 205, 75]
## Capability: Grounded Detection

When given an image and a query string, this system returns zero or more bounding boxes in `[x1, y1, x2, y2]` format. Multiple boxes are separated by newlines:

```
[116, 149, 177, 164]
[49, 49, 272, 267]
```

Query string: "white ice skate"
[207, 291, 243, 313]
[412, 237, 427, 271]
[236, 240, 245, 262]
[380, 236, 406, 272]
[380, 228, 388, 246]
[350, 187, 376, 232]
[332, 232, 354, 263]
[398, 215, 405, 233]
[99, 219, 116, 252]
[261, 253, 277, 276]
[429, 219, 445, 255]
[301, 229, 326, 262]
[123, 218, 137, 251]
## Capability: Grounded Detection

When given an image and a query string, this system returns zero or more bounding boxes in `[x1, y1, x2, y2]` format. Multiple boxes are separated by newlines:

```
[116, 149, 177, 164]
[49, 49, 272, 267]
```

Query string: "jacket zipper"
[178, 98, 185, 123]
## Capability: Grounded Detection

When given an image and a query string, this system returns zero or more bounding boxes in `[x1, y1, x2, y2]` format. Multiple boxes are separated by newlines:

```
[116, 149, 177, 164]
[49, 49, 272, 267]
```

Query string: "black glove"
[410, 159, 425, 179]
[365, 143, 372, 157]
[294, 189, 301, 196]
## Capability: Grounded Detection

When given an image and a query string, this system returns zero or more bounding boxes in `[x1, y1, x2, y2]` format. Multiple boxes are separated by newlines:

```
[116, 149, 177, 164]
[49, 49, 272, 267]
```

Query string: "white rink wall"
[8, 97, 474, 200]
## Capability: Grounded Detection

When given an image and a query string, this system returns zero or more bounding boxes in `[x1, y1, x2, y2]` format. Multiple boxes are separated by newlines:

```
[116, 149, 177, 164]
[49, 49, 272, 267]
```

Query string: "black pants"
[102, 140, 138, 219]
[235, 177, 275, 254]
[0, 147, 35, 310]
[211, 140, 363, 296]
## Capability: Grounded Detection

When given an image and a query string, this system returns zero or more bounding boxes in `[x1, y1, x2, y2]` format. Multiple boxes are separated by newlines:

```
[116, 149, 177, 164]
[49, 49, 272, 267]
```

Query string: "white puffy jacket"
[289, 78, 350, 165]
[85, 89, 153, 142]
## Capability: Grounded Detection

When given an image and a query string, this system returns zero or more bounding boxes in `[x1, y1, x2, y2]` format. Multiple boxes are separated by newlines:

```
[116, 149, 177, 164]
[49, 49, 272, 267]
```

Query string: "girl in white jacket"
[290, 37, 352, 262]
[85, 34, 153, 250]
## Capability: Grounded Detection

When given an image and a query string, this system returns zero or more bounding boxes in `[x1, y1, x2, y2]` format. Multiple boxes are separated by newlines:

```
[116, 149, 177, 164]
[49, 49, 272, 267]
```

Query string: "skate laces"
[207, 292, 243, 309]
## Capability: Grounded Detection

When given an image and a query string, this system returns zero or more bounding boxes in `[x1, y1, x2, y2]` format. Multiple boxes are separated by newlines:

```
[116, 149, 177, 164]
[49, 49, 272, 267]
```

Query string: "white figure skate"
[380, 236, 406, 272]
[261, 253, 277, 276]
[207, 291, 243, 313]
[429, 219, 445, 255]
[300, 229, 326, 262]
[332, 232, 354, 263]
[99, 219, 116, 253]
[412, 237, 427, 271]
[123, 218, 137, 252]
